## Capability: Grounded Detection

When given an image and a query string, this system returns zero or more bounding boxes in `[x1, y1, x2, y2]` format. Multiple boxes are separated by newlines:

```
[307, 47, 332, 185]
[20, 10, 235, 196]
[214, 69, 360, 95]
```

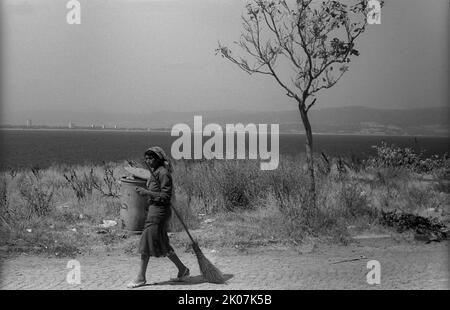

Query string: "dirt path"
[1, 239, 448, 290]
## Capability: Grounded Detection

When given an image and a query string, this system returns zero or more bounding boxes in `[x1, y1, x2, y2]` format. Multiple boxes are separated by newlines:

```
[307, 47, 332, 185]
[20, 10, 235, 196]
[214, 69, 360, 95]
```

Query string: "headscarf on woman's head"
[144, 146, 173, 173]
[145, 146, 176, 205]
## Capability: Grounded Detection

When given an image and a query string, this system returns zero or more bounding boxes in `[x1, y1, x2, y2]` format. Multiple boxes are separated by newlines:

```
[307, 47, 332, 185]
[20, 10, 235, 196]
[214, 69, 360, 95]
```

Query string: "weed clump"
[17, 173, 54, 218]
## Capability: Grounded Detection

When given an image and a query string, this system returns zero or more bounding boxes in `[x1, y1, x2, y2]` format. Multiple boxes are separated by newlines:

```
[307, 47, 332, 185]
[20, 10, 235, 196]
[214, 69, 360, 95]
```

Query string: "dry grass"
[1, 153, 448, 257]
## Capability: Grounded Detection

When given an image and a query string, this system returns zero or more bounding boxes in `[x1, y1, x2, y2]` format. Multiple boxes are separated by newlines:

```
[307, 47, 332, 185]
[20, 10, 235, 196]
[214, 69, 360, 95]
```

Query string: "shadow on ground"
[150, 274, 234, 286]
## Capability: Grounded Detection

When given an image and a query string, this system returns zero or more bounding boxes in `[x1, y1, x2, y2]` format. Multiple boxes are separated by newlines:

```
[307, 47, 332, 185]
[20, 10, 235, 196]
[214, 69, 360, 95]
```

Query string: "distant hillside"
[143, 106, 450, 136]
[307, 106, 450, 136]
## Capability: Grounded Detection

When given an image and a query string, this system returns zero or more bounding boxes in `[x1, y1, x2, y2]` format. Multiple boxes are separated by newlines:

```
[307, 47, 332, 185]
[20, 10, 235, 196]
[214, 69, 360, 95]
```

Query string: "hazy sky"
[1, 0, 449, 125]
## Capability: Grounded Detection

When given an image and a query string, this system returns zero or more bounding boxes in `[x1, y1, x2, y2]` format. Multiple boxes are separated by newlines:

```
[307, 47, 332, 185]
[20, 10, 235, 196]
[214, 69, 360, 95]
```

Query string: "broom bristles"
[192, 242, 226, 284]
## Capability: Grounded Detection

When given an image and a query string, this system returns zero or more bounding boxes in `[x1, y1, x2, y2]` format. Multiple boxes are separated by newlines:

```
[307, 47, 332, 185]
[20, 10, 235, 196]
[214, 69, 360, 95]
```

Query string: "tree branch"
[305, 98, 317, 113]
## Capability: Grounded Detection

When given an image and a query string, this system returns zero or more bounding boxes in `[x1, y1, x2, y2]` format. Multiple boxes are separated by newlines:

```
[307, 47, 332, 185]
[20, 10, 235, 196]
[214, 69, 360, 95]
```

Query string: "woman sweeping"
[127, 146, 190, 288]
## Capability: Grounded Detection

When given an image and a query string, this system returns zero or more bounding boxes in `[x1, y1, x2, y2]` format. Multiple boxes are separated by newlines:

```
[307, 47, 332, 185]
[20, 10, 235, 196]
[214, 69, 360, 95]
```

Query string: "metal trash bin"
[119, 177, 148, 232]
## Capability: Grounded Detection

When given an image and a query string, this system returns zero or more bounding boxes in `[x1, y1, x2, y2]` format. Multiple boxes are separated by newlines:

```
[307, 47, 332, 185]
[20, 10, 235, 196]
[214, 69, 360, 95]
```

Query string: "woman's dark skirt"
[138, 204, 174, 257]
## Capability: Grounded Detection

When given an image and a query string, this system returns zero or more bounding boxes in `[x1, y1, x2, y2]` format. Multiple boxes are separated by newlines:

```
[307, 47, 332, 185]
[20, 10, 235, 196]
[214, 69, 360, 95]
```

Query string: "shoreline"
[0, 127, 448, 138]
[0, 128, 170, 133]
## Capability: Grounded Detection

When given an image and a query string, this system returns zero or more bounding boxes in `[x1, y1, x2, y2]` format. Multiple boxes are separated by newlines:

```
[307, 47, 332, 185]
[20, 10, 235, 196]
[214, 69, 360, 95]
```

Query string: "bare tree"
[216, 0, 381, 205]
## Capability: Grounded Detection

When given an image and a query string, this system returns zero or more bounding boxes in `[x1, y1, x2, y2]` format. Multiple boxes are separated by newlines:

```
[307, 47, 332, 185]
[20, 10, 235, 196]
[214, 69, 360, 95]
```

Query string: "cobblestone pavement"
[0, 240, 448, 290]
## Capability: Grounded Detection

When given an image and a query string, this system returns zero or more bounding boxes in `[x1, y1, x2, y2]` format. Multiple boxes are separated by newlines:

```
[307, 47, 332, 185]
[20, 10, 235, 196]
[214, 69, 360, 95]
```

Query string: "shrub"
[17, 173, 54, 218]
[419, 154, 450, 174]
[380, 210, 447, 239]
[369, 141, 449, 173]
[63, 168, 99, 200]
[92, 162, 120, 198]
[369, 142, 420, 168]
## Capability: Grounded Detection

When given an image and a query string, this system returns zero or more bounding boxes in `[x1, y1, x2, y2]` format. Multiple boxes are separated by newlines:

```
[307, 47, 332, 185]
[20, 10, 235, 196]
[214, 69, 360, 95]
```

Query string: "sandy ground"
[0, 236, 448, 290]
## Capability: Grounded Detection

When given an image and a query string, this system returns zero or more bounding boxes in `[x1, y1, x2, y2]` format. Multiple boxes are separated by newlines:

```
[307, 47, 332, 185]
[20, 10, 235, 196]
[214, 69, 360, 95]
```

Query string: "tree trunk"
[298, 105, 316, 206]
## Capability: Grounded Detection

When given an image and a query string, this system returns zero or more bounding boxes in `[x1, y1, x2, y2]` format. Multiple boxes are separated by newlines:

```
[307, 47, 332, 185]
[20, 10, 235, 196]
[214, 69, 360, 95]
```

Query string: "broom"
[170, 202, 226, 284]
[146, 165, 226, 284]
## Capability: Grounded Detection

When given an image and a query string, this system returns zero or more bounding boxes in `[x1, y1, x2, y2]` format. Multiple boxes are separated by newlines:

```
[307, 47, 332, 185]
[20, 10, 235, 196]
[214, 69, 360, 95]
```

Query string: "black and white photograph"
[0, 0, 449, 295]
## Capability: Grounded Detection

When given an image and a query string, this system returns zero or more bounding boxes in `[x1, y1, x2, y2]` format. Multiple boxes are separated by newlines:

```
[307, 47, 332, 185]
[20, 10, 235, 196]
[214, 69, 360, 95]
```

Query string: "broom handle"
[170, 203, 197, 244]
[146, 165, 197, 245]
